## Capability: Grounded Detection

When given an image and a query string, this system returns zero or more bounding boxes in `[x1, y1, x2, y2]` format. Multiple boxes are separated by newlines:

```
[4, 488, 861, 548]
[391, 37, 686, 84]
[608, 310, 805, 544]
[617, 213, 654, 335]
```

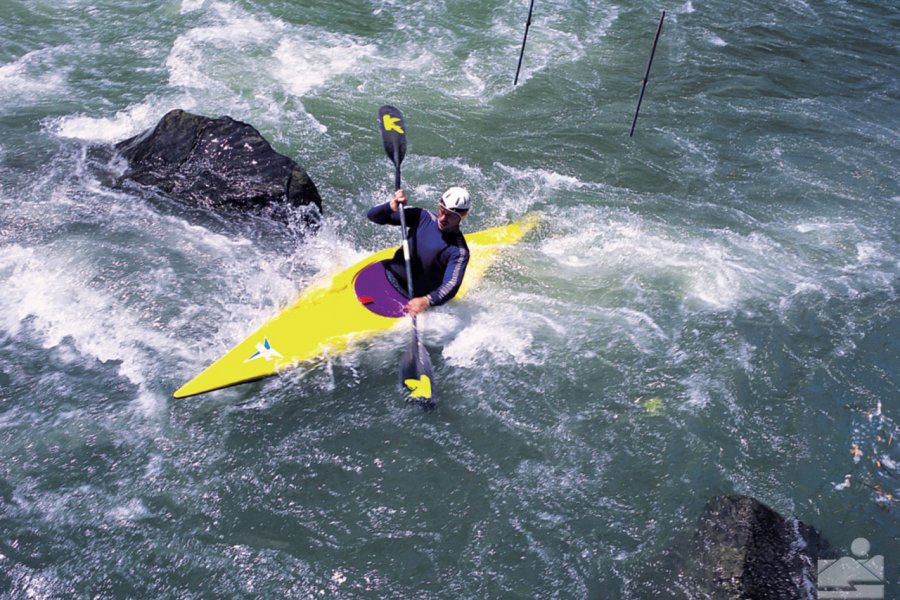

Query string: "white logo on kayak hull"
[245, 337, 283, 362]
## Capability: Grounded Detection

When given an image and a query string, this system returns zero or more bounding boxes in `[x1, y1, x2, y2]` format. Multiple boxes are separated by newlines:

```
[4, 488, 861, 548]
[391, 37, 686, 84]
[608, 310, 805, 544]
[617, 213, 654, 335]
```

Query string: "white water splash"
[443, 303, 547, 368]
[272, 36, 376, 99]
[166, 3, 285, 90]
[53, 99, 190, 142]
[0, 244, 173, 414]
[0, 48, 67, 99]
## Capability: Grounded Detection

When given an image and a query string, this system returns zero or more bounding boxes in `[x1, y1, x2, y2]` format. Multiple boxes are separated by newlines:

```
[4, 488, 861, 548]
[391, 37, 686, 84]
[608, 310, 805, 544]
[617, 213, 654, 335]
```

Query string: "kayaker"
[367, 187, 471, 317]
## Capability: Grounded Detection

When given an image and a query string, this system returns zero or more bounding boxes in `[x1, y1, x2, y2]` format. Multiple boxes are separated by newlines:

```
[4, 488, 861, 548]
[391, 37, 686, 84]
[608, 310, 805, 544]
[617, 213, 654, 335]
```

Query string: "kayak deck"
[173, 213, 540, 398]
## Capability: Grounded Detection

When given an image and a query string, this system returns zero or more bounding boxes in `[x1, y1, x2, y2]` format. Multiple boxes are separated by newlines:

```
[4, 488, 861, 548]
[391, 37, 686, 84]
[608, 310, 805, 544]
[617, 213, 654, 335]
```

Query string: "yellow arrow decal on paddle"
[404, 375, 432, 399]
[382, 114, 404, 134]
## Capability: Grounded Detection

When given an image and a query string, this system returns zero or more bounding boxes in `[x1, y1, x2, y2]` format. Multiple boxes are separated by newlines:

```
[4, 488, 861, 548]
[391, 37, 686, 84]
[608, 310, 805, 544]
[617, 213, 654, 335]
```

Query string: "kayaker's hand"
[407, 296, 430, 317]
[390, 189, 407, 212]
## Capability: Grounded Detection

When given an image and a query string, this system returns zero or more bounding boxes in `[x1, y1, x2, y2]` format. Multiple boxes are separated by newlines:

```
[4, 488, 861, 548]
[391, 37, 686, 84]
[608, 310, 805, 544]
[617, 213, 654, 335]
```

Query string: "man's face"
[437, 202, 464, 231]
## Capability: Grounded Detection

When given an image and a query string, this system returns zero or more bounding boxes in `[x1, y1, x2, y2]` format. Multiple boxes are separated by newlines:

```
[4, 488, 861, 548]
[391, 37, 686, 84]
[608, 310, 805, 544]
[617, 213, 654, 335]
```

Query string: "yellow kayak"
[173, 212, 540, 398]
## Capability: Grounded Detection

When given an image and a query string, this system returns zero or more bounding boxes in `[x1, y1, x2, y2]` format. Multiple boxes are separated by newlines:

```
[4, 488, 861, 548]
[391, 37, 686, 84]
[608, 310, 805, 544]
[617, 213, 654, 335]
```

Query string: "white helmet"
[440, 187, 471, 213]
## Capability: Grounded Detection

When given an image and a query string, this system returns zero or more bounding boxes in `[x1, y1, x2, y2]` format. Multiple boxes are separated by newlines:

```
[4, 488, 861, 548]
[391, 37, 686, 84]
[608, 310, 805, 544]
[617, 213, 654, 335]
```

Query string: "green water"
[0, 0, 897, 597]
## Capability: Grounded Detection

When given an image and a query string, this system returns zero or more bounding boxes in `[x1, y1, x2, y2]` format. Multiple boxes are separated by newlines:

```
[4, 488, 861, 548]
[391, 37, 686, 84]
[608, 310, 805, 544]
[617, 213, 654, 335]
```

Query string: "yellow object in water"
[643, 397, 663, 416]
[173, 213, 540, 398]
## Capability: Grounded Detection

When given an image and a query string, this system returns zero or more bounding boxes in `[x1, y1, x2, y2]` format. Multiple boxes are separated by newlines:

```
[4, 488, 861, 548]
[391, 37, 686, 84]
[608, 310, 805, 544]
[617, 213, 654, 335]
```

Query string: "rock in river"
[116, 109, 322, 223]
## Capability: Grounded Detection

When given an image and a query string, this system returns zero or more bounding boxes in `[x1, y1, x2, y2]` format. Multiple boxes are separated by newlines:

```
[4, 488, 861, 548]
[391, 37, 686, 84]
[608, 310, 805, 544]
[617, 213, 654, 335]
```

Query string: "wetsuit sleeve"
[426, 243, 469, 307]
[367, 203, 422, 227]
[367, 201, 400, 225]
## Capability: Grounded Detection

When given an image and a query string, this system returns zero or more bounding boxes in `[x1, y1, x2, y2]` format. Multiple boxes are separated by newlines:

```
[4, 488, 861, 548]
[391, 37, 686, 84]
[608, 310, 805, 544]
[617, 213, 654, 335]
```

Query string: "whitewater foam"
[0, 245, 174, 405]
[272, 35, 376, 98]
[0, 49, 67, 99]
[53, 99, 183, 142]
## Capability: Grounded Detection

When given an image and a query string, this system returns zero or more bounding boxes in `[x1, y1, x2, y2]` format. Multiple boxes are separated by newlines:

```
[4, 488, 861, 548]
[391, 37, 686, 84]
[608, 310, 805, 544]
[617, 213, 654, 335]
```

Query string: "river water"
[1, 0, 897, 597]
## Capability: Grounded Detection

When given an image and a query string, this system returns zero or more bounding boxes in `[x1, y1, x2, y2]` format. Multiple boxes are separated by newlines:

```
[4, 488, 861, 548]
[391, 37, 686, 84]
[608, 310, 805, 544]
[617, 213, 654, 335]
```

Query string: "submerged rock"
[635, 495, 825, 599]
[684, 495, 822, 598]
[115, 109, 322, 222]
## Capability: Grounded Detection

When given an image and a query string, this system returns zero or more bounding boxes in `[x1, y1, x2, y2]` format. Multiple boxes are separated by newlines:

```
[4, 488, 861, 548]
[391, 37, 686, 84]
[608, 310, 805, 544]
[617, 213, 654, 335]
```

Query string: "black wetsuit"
[367, 202, 469, 306]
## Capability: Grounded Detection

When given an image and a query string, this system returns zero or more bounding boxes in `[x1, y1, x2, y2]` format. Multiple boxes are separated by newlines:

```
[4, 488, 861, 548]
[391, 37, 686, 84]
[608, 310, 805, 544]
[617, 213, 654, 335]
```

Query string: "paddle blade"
[401, 330, 434, 406]
[378, 105, 406, 168]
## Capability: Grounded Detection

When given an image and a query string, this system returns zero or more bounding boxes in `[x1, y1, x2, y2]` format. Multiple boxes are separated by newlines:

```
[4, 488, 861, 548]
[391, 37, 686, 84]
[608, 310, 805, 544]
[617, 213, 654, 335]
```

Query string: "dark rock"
[685, 495, 821, 599]
[115, 109, 322, 222]
[632, 495, 826, 599]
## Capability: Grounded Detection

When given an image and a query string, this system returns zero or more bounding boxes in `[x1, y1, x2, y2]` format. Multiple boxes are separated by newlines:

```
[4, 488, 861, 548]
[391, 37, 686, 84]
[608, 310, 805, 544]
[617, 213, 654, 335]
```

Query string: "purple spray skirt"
[353, 260, 409, 318]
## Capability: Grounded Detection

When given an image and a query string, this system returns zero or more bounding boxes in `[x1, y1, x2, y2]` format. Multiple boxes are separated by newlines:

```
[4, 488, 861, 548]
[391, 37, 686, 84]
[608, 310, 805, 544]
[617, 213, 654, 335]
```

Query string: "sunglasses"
[438, 202, 466, 220]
